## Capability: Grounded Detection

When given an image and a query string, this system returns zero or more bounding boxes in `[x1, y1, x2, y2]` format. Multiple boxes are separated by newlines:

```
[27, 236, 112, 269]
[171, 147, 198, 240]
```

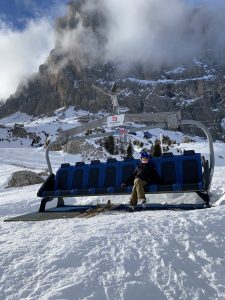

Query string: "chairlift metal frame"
[45, 110, 214, 194]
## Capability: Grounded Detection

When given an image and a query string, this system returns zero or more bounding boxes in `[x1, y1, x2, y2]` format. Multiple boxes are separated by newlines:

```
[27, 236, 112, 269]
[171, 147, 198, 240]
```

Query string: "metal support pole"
[180, 120, 215, 191]
[160, 132, 164, 154]
[45, 141, 56, 174]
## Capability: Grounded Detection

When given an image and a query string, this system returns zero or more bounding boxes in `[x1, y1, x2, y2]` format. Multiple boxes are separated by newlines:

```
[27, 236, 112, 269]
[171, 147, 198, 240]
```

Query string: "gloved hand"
[121, 183, 126, 188]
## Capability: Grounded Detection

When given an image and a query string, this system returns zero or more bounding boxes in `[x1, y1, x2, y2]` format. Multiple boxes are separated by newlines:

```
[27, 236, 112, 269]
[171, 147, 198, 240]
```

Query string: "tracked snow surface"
[1, 111, 225, 299]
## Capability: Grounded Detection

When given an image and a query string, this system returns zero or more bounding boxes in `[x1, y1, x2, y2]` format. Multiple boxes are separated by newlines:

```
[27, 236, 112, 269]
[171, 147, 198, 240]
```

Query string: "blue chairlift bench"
[37, 112, 214, 213]
[37, 150, 210, 212]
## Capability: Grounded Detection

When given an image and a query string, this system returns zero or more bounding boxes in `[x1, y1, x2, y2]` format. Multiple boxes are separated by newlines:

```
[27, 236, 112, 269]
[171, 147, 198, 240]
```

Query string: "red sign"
[107, 114, 125, 127]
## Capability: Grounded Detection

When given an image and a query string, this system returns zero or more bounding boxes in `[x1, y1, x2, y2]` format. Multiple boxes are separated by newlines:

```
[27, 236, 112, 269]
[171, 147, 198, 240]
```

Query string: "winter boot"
[139, 198, 146, 209]
[128, 205, 135, 212]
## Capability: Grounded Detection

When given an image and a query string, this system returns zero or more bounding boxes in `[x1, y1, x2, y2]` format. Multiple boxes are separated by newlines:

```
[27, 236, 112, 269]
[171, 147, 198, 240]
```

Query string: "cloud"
[0, 17, 55, 100]
[0, 0, 68, 101]
[102, 0, 225, 66]
[57, 0, 225, 71]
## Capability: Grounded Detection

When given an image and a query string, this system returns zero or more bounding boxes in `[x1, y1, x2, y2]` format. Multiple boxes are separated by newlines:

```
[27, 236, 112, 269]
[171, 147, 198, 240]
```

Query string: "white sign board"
[107, 114, 125, 127]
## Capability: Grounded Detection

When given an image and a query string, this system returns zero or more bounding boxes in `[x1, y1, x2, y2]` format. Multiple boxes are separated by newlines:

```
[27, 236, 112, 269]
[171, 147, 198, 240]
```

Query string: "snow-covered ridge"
[0, 108, 104, 148]
[127, 75, 216, 86]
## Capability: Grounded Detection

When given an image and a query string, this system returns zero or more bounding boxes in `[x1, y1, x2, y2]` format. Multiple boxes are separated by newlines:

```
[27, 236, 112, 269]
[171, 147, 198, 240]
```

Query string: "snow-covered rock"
[6, 170, 44, 188]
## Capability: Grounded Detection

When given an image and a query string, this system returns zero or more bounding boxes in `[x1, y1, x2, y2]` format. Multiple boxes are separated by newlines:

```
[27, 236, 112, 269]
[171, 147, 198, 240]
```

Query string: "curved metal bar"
[180, 119, 215, 190]
[45, 140, 59, 174]
[45, 115, 214, 193]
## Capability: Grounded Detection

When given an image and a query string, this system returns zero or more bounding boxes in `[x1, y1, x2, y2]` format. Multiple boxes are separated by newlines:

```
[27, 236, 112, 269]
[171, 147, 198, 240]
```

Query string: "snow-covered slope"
[1, 110, 225, 299]
[0, 108, 101, 148]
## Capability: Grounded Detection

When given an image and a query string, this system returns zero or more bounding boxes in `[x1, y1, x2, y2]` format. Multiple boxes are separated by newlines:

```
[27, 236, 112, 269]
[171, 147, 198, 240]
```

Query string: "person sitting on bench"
[121, 152, 161, 210]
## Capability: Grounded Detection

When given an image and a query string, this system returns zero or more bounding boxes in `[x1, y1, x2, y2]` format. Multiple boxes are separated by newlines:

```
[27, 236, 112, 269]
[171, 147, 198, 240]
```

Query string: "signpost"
[107, 114, 125, 127]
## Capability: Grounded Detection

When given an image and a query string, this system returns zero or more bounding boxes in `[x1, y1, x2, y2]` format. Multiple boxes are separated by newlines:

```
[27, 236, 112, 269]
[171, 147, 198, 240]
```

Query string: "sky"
[0, 0, 68, 101]
[0, 0, 69, 29]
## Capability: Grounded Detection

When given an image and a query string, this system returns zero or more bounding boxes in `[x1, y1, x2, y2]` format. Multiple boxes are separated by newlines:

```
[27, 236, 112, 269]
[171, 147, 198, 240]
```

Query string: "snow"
[127, 75, 216, 87]
[165, 66, 186, 74]
[127, 77, 174, 85]
[1, 111, 225, 299]
[178, 97, 202, 106]
[0, 111, 32, 125]
[0, 108, 107, 148]
[221, 117, 225, 130]
[193, 58, 203, 67]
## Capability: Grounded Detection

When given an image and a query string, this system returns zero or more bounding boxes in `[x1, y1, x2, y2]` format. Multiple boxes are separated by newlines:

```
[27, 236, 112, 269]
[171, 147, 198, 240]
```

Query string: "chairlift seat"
[38, 152, 207, 212]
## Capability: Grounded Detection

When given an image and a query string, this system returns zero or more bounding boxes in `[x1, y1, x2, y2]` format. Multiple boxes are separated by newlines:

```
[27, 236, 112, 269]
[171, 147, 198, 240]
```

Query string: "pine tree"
[152, 139, 162, 157]
[104, 135, 115, 155]
[126, 142, 134, 158]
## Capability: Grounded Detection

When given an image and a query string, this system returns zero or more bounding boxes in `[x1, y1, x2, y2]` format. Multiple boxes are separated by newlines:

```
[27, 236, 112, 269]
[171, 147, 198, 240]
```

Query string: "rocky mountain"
[1, 0, 225, 140]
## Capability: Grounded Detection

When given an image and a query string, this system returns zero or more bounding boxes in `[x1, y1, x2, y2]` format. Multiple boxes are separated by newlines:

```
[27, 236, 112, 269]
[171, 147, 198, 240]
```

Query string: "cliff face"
[0, 1, 225, 140]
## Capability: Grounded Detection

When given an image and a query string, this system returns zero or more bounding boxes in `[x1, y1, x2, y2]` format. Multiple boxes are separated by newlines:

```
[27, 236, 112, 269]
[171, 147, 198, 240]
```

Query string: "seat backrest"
[70, 165, 86, 190]
[102, 160, 120, 188]
[119, 159, 139, 184]
[157, 156, 179, 184]
[53, 152, 203, 194]
[179, 153, 203, 184]
[55, 164, 71, 190]
[86, 161, 102, 189]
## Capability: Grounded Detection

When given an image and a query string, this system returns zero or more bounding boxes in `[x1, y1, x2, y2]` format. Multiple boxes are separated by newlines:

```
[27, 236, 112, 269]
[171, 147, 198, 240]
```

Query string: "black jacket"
[124, 162, 162, 186]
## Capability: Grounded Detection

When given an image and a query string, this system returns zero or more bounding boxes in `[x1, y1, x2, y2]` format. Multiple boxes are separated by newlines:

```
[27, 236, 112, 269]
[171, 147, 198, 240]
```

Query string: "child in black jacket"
[121, 152, 161, 209]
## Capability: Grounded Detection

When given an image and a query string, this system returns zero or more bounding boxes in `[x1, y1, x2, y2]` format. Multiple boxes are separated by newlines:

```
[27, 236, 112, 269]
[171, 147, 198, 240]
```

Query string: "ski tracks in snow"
[1, 207, 225, 300]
